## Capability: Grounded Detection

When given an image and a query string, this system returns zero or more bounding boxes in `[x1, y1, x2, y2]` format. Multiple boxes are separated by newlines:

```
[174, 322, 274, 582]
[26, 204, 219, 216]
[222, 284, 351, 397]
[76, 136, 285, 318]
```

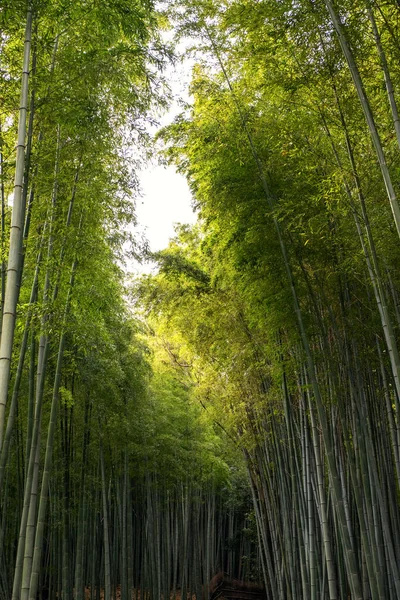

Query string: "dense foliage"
[135, 1, 400, 599]
[0, 2, 256, 600]
[5, 1, 400, 599]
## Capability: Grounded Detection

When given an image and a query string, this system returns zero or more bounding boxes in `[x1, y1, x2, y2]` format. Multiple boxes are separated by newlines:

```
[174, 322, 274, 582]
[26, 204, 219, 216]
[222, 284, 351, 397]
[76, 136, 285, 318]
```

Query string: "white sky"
[131, 38, 197, 275]
[136, 165, 196, 253]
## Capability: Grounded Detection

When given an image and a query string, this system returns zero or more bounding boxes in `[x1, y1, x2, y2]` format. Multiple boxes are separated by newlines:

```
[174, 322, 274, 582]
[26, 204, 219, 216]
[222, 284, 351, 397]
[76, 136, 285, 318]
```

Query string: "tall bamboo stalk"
[324, 0, 400, 239]
[0, 6, 33, 450]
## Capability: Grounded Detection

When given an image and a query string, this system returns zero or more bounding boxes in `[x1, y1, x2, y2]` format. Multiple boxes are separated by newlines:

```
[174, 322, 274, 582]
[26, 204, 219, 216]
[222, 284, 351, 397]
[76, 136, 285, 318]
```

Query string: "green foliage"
[132, 2, 400, 595]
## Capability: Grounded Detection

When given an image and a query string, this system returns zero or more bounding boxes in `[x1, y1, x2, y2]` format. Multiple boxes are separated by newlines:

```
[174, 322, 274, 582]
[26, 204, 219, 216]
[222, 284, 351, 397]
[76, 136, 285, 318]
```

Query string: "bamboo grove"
[135, 0, 400, 599]
[6, 0, 400, 600]
[0, 1, 261, 599]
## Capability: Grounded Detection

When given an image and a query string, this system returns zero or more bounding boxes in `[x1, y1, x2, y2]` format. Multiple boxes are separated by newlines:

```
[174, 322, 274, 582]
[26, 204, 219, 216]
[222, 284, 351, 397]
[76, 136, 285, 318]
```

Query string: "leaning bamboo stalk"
[0, 302, 34, 492]
[0, 6, 33, 450]
[19, 38, 36, 256]
[0, 222, 47, 493]
[323, 0, 400, 239]
[366, 2, 400, 149]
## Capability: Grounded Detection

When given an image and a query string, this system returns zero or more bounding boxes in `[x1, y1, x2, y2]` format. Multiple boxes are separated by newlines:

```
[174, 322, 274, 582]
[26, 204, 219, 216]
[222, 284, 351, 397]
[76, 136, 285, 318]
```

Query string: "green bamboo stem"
[0, 222, 46, 493]
[366, 2, 400, 149]
[0, 5, 33, 451]
[324, 0, 400, 239]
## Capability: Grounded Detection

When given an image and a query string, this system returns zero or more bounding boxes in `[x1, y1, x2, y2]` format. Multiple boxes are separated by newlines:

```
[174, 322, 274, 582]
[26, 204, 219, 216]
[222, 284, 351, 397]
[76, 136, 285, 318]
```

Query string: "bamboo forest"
[6, 0, 400, 599]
